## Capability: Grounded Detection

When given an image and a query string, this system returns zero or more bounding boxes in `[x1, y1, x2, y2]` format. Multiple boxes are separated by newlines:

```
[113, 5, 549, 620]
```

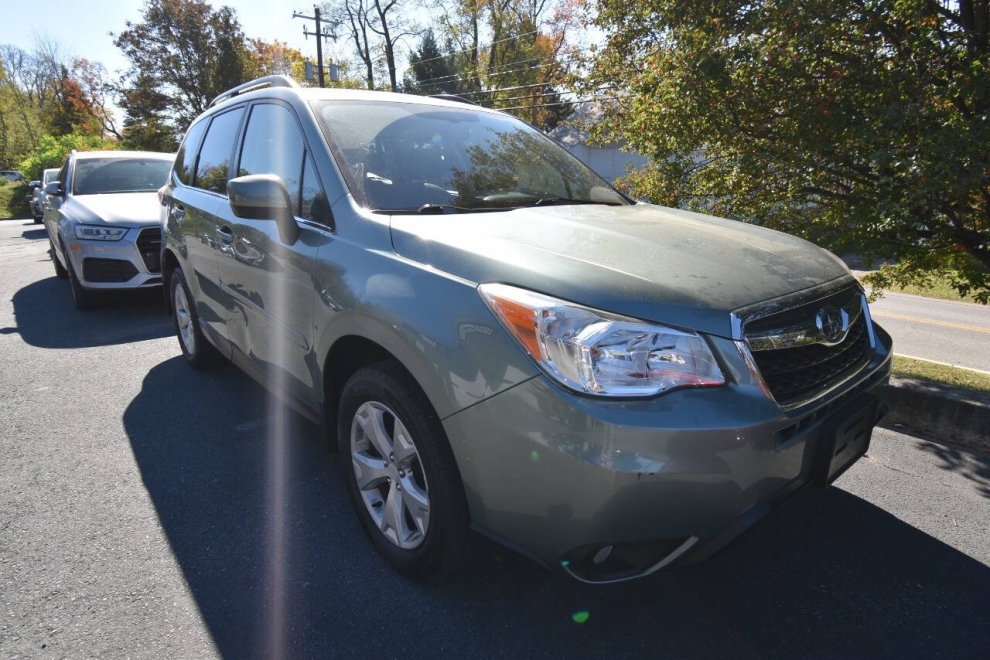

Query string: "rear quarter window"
[194, 107, 245, 194]
[173, 119, 208, 186]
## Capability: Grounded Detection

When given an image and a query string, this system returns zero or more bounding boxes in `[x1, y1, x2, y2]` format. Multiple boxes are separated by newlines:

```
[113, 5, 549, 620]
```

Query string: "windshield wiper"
[532, 197, 624, 207]
[417, 203, 470, 214]
[369, 204, 503, 215]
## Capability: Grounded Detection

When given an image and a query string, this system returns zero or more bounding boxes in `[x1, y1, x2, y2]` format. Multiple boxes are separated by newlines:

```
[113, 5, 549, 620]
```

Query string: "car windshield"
[312, 100, 627, 213]
[72, 157, 172, 195]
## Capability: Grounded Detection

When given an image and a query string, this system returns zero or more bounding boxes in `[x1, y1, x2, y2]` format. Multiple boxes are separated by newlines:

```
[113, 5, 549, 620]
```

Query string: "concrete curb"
[883, 375, 990, 453]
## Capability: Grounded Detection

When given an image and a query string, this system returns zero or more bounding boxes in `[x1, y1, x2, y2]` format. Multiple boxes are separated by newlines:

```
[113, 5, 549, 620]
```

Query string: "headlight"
[75, 225, 128, 241]
[479, 283, 725, 397]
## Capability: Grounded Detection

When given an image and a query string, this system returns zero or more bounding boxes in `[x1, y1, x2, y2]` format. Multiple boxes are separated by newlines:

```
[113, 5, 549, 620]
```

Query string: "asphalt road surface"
[868, 291, 990, 372]
[2, 217, 989, 659]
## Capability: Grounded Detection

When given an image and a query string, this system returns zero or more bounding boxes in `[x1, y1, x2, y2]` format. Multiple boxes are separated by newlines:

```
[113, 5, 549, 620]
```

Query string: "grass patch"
[885, 278, 979, 304]
[0, 181, 31, 219]
[892, 355, 990, 394]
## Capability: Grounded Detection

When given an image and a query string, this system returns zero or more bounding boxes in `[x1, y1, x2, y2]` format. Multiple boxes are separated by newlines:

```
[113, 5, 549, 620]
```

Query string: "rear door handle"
[216, 225, 233, 241]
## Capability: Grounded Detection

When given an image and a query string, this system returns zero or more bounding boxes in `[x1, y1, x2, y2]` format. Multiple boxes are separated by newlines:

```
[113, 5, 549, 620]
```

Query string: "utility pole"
[293, 6, 334, 88]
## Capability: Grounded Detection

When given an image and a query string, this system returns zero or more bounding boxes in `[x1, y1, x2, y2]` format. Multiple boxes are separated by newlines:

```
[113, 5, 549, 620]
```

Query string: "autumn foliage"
[582, 0, 990, 302]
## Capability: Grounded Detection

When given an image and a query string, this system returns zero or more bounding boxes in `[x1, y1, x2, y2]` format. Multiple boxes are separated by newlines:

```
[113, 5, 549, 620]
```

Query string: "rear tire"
[170, 267, 221, 368]
[338, 362, 468, 578]
[63, 246, 97, 310]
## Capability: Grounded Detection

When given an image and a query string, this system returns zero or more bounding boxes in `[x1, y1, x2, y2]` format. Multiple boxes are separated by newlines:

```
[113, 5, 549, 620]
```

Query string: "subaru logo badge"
[815, 305, 848, 345]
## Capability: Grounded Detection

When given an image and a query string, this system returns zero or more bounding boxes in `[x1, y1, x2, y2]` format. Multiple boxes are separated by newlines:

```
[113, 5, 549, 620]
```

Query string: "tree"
[19, 131, 118, 180]
[114, 0, 255, 146]
[404, 30, 458, 93]
[0, 49, 44, 168]
[119, 73, 175, 152]
[31, 38, 102, 137]
[423, 0, 581, 130]
[369, 0, 417, 91]
[581, 0, 990, 302]
[1, 41, 111, 168]
[247, 39, 307, 82]
[326, 0, 379, 89]
[72, 59, 123, 140]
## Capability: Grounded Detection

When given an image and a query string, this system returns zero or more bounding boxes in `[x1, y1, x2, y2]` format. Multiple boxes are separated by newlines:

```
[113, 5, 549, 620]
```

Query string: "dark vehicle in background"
[0, 170, 25, 183]
[160, 76, 892, 583]
[42, 150, 174, 309]
[29, 168, 60, 223]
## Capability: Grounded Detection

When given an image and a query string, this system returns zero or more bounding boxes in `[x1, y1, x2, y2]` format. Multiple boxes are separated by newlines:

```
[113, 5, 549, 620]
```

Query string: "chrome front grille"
[735, 279, 875, 408]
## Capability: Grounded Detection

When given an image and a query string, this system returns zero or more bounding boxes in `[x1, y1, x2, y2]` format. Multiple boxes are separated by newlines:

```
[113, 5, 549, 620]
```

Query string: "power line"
[455, 82, 552, 97]
[494, 97, 618, 113]
[411, 59, 541, 87]
[454, 80, 610, 100]
[411, 52, 584, 88]
[404, 29, 541, 70]
[480, 89, 573, 104]
[475, 85, 614, 107]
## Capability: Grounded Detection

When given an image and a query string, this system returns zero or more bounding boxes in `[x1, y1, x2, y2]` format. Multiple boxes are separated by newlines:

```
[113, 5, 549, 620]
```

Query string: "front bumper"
[64, 226, 162, 289]
[442, 324, 892, 583]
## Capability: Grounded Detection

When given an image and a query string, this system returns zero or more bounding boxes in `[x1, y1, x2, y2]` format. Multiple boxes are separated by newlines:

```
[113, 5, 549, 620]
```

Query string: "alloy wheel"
[173, 283, 196, 355]
[350, 401, 431, 550]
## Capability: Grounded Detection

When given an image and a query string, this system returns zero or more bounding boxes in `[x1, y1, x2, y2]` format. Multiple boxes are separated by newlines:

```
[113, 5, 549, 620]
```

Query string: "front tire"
[170, 267, 222, 368]
[63, 246, 97, 310]
[50, 240, 67, 279]
[338, 362, 468, 578]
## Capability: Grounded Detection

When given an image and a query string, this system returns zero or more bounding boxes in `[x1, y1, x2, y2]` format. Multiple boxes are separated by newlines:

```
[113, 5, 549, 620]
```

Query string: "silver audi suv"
[43, 150, 174, 309]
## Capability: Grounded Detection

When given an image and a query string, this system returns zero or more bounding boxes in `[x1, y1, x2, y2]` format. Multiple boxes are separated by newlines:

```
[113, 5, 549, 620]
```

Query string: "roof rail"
[428, 93, 479, 107]
[208, 75, 300, 108]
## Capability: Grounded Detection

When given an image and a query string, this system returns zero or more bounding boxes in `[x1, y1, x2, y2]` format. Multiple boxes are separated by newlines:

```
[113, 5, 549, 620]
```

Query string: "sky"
[0, 0, 344, 82]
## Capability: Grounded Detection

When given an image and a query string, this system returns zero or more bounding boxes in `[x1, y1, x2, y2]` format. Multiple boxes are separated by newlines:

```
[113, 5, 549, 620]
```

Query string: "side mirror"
[28, 180, 41, 190]
[44, 181, 63, 197]
[227, 174, 300, 244]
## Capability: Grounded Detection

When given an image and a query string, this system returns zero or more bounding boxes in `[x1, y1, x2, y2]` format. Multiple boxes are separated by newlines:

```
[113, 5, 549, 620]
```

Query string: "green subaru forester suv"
[160, 76, 891, 583]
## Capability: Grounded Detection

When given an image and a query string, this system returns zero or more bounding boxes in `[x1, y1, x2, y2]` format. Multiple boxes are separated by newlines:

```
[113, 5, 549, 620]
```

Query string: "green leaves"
[19, 132, 117, 181]
[581, 0, 990, 302]
[114, 0, 257, 147]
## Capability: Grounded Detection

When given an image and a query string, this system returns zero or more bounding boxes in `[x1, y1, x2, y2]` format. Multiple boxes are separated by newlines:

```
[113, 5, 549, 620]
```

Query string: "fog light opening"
[593, 545, 613, 565]
[560, 537, 694, 583]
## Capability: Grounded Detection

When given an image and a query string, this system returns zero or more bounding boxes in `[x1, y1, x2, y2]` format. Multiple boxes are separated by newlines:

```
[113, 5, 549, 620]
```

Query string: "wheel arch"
[161, 248, 180, 314]
[321, 333, 434, 453]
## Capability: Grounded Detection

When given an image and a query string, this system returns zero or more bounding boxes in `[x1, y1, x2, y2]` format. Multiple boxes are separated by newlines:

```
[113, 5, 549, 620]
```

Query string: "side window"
[173, 119, 208, 186]
[300, 154, 329, 225]
[237, 103, 304, 216]
[195, 107, 245, 194]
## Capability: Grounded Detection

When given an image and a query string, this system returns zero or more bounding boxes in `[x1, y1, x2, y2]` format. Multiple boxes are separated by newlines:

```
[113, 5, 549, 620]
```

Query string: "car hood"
[64, 193, 161, 227]
[389, 203, 851, 338]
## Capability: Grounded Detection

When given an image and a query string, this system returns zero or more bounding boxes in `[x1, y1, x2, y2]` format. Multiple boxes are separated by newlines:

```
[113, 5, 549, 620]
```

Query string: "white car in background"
[29, 168, 60, 222]
[42, 150, 174, 309]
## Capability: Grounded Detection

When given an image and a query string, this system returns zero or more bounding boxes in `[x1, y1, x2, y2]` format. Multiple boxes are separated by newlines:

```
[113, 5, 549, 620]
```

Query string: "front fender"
[311, 244, 538, 420]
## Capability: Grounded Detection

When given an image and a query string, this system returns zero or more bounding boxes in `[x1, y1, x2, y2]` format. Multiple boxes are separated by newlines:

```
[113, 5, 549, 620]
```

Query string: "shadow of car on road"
[123, 357, 990, 659]
[21, 228, 47, 240]
[1, 276, 172, 348]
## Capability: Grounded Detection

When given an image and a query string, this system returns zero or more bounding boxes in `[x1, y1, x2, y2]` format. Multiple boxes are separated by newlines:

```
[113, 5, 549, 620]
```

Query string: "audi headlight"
[75, 225, 128, 241]
[480, 283, 725, 397]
